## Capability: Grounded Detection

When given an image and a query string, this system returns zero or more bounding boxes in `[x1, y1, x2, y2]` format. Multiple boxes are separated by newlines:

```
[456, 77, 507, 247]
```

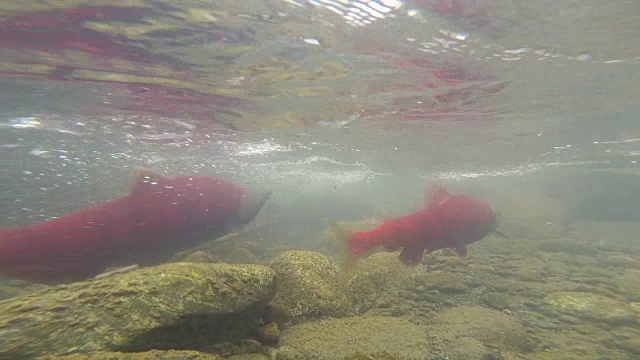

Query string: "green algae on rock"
[172, 230, 270, 265]
[0, 262, 277, 358]
[429, 306, 532, 352]
[269, 251, 350, 320]
[442, 336, 493, 360]
[278, 315, 430, 359]
[614, 269, 640, 301]
[0, 276, 48, 301]
[544, 291, 638, 325]
[345, 252, 426, 312]
[416, 270, 469, 295]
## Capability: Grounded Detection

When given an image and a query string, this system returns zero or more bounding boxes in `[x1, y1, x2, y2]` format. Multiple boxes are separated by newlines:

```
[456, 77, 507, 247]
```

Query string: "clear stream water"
[0, 2, 640, 357]
[1, 0, 638, 224]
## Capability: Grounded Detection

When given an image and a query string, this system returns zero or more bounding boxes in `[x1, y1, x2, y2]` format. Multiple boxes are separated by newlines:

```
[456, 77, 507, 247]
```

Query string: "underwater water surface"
[1, 0, 639, 359]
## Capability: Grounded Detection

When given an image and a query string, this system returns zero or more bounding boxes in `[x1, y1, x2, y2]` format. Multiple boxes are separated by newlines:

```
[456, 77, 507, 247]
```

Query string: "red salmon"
[337, 184, 496, 265]
[0, 169, 271, 284]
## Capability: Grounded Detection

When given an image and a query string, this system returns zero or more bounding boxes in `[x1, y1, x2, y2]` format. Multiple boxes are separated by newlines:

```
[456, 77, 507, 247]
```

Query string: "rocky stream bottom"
[1, 217, 640, 360]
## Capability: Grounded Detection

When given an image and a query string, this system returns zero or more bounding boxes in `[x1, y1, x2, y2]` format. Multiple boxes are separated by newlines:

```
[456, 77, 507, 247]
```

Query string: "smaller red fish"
[0, 168, 271, 284]
[336, 184, 497, 265]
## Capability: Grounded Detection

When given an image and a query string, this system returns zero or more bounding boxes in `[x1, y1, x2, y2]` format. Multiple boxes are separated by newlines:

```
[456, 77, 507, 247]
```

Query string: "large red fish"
[337, 184, 497, 265]
[0, 169, 271, 284]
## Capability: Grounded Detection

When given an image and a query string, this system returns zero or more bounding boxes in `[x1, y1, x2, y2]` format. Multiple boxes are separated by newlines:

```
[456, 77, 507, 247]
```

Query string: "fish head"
[237, 188, 272, 225]
[460, 195, 497, 245]
[438, 194, 496, 247]
[178, 176, 271, 227]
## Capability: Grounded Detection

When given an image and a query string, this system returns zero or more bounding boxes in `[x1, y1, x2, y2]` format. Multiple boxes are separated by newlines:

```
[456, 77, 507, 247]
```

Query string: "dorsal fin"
[130, 167, 164, 195]
[426, 183, 451, 207]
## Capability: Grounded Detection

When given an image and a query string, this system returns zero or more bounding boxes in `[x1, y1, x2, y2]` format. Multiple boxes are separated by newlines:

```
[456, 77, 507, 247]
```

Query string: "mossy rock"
[278, 316, 430, 359]
[345, 252, 426, 312]
[544, 291, 638, 325]
[430, 306, 532, 352]
[0, 262, 276, 358]
[613, 269, 640, 301]
[172, 231, 269, 265]
[536, 239, 597, 255]
[0, 276, 47, 301]
[442, 337, 490, 360]
[269, 251, 350, 320]
[416, 271, 469, 295]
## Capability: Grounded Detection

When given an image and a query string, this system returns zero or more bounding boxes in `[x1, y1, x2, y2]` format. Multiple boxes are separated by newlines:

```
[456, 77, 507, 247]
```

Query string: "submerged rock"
[416, 271, 469, 295]
[0, 262, 276, 358]
[443, 337, 491, 360]
[536, 239, 597, 255]
[0, 277, 48, 301]
[544, 291, 638, 325]
[278, 315, 430, 359]
[172, 231, 270, 265]
[269, 251, 350, 320]
[613, 269, 640, 301]
[429, 306, 532, 352]
[346, 252, 426, 312]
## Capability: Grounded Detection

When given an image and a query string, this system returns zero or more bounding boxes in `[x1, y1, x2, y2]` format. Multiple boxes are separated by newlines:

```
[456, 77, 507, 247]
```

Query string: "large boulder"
[268, 251, 350, 321]
[0, 262, 276, 358]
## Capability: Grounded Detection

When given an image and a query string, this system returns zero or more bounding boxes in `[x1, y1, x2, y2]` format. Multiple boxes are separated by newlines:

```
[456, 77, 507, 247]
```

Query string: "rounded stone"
[269, 251, 350, 320]
[431, 306, 532, 351]
[345, 252, 426, 311]
[544, 291, 638, 325]
[0, 262, 277, 358]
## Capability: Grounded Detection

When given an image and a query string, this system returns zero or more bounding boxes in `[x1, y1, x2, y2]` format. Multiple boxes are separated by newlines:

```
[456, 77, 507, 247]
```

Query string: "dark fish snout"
[238, 189, 272, 224]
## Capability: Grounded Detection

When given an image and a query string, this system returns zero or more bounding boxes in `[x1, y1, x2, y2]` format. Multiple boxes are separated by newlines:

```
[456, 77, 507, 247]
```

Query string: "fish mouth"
[237, 189, 272, 225]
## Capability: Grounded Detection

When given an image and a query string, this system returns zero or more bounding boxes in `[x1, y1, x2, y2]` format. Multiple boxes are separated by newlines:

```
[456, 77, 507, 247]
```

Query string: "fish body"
[343, 184, 496, 265]
[0, 169, 271, 284]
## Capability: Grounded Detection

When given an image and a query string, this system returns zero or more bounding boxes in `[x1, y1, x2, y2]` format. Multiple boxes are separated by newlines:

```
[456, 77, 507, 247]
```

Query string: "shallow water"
[1, 1, 639, 359]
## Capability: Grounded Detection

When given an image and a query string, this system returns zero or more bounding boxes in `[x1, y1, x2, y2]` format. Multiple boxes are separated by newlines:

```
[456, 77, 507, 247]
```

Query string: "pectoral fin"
[455, 244, 468, 257]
